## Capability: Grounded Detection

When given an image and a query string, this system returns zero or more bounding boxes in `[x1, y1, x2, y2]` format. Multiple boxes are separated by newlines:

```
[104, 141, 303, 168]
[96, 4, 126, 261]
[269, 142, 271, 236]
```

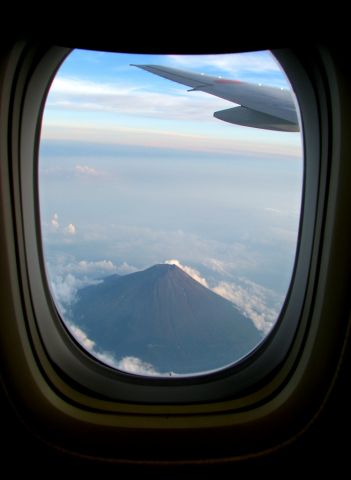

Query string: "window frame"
[18, 46, 319, 404]
[2, 39, 349, 463]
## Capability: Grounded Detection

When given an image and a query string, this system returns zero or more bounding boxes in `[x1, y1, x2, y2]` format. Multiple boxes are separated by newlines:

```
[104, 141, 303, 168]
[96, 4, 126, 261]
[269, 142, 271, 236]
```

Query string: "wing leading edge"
[132, 64, 299, 132]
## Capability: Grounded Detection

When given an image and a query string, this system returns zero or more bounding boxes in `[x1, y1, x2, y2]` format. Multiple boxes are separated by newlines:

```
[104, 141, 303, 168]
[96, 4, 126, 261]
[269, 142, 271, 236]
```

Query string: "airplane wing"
[132, 64, 299, 132]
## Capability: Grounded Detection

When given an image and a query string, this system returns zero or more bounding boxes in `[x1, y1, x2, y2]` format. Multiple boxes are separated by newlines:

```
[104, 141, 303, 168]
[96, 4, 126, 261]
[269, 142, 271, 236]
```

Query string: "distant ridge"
[70, 264, 262, 374]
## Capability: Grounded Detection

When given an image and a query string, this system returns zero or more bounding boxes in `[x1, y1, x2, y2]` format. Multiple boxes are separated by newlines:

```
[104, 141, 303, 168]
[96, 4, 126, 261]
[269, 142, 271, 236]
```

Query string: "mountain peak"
[147, 263, 178, 274]
[71, 263, 262, 375]
[150, 262, 187, 277]
[135, 263, 190, 284]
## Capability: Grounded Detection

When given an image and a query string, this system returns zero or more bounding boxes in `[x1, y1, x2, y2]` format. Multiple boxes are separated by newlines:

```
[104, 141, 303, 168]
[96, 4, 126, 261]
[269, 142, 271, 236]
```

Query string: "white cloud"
[48, 214, 77, 237]
[46, 253, 138, 279]
[65, 258, 138, 277]
[165, 258, 280, 333]
[66, 322, 95, 351]
[76, 259, 116, 273]
[165, 259, 209, 288]
[45, 254, 140, 317]
[65, 319, 160, 375]
[51, 213, 60, 230]
[65, 223, 77, 235]
[74, 164, 104, 177]
[113, 356, 160, 376]
[115, 261, 139, 275]
[49, 273, 102, 314]
[213, 279, 280, 334]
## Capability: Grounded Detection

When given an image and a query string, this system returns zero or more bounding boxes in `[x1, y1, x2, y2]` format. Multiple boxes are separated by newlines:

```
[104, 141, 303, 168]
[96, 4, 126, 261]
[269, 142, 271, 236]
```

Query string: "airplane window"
[39, 50, 303, 377]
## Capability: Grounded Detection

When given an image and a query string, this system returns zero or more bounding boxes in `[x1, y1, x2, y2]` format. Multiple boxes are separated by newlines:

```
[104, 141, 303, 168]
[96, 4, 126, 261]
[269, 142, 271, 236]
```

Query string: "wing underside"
[214, 106, 299, 132]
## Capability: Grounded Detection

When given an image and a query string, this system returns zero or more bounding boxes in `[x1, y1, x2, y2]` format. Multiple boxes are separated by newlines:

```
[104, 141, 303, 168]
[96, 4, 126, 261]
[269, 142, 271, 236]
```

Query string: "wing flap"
[214, 106, 299, 132]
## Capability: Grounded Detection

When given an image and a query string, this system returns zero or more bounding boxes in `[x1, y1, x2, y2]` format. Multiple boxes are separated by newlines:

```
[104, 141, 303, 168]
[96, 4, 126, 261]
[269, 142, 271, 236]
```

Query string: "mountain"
[70, 264, 262, 374]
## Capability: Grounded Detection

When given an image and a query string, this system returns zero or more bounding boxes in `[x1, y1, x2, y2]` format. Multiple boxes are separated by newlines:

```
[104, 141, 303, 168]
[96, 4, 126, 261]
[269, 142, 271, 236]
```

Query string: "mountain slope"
[70, 264, 262, 374]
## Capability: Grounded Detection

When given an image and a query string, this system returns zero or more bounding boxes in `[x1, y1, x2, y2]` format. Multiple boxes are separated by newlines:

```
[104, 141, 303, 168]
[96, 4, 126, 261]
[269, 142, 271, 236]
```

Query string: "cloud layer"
[47, 75, 231, 123]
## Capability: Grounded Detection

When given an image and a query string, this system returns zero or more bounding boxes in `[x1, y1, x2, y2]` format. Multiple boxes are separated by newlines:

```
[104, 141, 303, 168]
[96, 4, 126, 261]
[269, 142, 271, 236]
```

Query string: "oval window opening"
[39, 50, 303, 377]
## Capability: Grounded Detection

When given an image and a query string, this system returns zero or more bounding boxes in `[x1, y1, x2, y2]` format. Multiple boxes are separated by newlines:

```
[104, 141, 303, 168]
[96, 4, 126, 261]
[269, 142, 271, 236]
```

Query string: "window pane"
[39, 50, 303, 376]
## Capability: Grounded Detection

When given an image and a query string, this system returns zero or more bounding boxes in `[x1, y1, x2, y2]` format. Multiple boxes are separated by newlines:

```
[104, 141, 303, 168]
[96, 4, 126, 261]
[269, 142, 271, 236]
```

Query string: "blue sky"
[39, 49, 303, 347]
